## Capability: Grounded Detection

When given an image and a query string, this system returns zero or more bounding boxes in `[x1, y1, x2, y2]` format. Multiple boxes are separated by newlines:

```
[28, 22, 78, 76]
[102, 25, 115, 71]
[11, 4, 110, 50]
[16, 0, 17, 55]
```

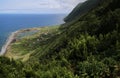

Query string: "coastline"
[0, 25, 59, 61]
[0, 26, 52, 56]
[0, 27, 40, 56]
[0, 31, 19, 56]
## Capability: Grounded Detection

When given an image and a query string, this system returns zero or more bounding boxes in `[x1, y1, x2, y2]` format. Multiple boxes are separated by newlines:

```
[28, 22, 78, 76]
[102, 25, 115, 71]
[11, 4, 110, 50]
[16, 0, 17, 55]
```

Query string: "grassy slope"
[28, 0, 120, 77]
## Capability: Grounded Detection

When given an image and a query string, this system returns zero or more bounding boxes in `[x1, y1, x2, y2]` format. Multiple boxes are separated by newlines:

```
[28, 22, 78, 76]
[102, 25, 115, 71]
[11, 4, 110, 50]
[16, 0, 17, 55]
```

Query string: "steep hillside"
[0, 0, 120, 78]
[64, 0, 100, 22]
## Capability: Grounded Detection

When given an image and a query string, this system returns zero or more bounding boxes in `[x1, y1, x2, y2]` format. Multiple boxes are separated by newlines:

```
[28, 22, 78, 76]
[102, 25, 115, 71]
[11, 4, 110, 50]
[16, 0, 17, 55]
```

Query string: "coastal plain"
[5, 26, 60, 61]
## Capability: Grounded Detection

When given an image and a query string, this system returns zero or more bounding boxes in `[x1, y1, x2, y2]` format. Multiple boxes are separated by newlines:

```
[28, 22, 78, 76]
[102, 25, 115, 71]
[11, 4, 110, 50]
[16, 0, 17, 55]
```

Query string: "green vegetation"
[5, 26, 60, 61]
[0, 0, 120, 78]
[64, 0, 100, 22]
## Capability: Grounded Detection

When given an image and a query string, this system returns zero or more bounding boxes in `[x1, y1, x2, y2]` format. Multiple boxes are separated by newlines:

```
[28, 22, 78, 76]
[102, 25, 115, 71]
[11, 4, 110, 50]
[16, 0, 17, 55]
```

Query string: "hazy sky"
[0, 0, 86, 14]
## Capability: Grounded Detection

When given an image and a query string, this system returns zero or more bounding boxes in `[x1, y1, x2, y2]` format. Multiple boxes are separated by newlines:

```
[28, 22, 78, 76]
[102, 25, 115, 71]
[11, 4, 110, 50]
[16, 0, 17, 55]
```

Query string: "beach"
[0, 31, 19, 55]
[0, 27, 42, 56]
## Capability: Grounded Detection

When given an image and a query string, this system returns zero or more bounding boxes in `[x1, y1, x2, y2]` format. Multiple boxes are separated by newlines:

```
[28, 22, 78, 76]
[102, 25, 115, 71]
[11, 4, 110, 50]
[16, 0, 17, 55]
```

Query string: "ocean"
[0, 14, 67, 49]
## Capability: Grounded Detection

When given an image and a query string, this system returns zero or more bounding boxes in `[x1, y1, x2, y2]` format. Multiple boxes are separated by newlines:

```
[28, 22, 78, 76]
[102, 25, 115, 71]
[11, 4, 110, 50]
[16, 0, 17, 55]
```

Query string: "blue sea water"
[0, 14, 67, 49]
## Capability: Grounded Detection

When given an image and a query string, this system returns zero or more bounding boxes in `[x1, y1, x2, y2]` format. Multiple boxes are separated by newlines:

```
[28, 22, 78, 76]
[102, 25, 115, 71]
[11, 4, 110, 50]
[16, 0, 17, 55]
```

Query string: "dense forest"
[0, 0, 120, 78]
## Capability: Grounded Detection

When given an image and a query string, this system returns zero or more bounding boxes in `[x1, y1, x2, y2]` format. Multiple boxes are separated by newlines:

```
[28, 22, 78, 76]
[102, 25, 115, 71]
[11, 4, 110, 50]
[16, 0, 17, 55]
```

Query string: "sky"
[0, 0, 86, 14]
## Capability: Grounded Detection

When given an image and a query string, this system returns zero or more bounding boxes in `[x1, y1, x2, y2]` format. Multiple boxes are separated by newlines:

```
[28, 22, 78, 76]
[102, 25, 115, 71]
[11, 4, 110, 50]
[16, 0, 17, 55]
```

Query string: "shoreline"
[0, 27, 45, 56]
[0, 26, 59, 56]
[0, 28, 38, 56]
[0, 31, 19, 56]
